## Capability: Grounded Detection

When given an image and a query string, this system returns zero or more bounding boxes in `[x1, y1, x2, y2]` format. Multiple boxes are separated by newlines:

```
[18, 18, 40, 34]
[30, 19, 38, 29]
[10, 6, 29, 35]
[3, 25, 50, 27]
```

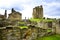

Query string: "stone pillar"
[52, 21, 56, 34]
[4, 10, 7, 19]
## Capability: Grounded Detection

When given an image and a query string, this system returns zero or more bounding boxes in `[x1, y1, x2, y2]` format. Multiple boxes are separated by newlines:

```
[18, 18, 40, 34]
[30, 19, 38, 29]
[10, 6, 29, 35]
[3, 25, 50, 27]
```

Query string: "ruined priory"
[0, 5, 60, 40]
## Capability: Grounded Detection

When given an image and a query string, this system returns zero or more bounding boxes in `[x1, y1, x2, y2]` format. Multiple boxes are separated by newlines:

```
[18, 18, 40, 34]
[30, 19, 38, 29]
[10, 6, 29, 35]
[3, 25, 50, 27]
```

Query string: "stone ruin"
[0, 24, 55, 40]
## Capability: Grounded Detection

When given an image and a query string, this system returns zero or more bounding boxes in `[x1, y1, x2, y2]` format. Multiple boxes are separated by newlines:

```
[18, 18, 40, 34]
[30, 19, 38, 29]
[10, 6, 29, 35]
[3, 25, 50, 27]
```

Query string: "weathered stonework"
[33, 5, 43, 18]
[0, 27, 7, 40]
[6, 27, 21, 40]
[8, 8, 22, 21]
[55, 19, 60, 34]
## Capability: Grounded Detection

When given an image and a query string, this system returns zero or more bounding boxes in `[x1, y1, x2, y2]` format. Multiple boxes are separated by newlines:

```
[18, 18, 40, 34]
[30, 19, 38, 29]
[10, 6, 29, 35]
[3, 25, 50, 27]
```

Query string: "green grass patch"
[30, 18, 43, 22]
[47, 29, 52, 32]
[29, 18, 53, 23]
[36, 34, 60, 40]
[43, 19, 53, 22]
[18, 22, 25, 24]
[18, 26, 28, 29]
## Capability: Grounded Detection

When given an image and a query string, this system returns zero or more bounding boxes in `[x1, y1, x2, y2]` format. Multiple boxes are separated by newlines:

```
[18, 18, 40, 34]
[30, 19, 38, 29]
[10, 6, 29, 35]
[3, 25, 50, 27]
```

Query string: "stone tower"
[4, 10, 7, 19]
[33, 5, 43, 19]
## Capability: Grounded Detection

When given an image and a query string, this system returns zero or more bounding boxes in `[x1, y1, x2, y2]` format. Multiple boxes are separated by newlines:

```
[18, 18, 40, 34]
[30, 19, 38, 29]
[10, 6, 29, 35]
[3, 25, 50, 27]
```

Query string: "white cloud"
[0, 0, 60, 19]
[0, 9, 5, 15]
[42, 2, 60, 18]
[0, 0, 39, 19]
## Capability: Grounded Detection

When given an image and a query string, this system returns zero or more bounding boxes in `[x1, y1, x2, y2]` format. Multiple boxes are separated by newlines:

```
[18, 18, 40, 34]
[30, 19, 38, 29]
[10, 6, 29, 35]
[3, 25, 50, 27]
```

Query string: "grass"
[30, 18, 53, 22]
[47, 29, 52, 32]
[18, 21, 28, 29]
[43, 19, 53, 22]
[18, 22, 25, 24]
[18, 26, 28, 29]
[30, 18, 43, 22]
[36, 34, 60, 40]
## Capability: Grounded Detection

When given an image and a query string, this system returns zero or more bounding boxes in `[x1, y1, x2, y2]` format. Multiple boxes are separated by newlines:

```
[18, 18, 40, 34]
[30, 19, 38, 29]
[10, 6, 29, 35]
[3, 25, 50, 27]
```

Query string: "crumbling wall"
[6, 27, 21, 40]
[0, 28, 7, 40]
[0, 26, 55, 40]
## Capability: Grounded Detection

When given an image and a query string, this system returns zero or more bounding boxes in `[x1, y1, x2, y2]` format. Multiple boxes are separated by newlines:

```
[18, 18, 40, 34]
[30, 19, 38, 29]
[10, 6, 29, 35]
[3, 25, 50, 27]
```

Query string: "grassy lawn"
[36, 34, 60, 40]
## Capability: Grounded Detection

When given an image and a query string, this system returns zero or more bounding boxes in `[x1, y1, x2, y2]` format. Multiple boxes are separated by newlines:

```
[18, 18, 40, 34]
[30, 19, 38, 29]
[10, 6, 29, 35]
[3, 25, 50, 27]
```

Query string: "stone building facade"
[8, 8, 22, 21]
[33, 5, 43, 18]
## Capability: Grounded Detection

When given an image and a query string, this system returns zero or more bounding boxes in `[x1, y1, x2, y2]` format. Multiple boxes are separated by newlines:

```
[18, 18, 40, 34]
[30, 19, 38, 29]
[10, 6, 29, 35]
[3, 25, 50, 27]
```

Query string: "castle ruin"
[33, 5, 43, 18]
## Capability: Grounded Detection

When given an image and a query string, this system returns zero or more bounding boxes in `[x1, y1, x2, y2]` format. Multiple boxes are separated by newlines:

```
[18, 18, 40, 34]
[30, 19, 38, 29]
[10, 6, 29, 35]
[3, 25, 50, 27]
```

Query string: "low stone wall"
[0, 27, 53, 40]
[0, 27, 21, 40]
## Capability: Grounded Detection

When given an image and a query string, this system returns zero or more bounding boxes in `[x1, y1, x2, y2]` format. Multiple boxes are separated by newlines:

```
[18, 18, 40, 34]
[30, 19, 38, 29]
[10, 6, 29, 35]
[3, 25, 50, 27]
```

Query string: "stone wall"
[55, 20, 60, 34]
[0, 28, 7, 40]
[6, 27, 21, 40]
[0, 25, 59, 40]
[37, 22, 49, 29]
[0, 27, 42, 40]
[0, 27, 21, 40]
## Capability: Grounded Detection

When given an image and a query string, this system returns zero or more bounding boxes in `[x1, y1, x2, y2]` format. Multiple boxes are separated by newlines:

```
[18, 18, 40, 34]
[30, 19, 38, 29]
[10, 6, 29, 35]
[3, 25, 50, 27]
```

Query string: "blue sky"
[0, 0, 60, 19]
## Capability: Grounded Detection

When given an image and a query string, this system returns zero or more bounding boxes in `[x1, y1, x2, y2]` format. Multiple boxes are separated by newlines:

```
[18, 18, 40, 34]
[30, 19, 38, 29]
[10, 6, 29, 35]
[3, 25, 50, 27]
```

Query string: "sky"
[0, 0, 60, 19]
